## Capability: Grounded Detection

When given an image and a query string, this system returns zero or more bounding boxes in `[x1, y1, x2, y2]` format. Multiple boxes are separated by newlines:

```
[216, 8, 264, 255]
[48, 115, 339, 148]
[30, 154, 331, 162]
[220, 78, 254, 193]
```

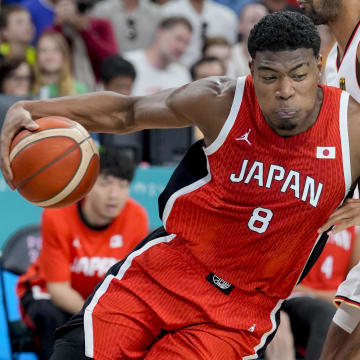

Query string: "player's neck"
[328, 3, 360, 59]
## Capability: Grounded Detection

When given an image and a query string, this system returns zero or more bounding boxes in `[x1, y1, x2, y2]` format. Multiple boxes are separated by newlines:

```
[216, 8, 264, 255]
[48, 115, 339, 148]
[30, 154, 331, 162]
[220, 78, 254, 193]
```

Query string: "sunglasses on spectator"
[201, 22, 208, 41]
[126, 17, 137, 41]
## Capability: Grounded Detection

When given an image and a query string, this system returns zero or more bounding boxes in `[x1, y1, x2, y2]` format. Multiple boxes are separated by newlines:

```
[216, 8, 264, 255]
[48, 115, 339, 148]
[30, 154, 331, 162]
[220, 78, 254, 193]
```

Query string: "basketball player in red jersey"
[299, 1, 360, 358]
[2, 11, 360, 359]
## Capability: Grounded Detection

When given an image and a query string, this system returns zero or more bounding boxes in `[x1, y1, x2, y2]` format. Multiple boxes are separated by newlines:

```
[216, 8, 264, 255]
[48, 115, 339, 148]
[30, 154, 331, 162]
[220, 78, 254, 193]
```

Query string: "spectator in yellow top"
[0, 5, 36, 66]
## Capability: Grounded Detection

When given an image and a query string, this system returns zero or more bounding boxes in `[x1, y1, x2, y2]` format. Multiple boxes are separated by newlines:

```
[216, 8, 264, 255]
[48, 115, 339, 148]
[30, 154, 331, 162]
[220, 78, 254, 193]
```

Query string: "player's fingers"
[329, 220, 354, 235]
[318, 200, 360, 233]
[318, 212, 350, 233]
[319, 210, 360, 233]
[0, 106, 38, 188]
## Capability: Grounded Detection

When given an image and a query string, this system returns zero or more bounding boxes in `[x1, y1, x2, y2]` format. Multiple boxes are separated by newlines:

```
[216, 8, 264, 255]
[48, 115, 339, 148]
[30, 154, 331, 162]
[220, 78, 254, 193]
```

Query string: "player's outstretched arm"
[0, 77, 235, 187]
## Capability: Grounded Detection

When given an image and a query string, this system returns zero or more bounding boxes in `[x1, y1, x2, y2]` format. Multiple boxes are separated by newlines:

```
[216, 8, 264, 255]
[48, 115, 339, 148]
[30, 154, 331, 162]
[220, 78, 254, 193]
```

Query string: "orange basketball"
[9, 116, 100, 208]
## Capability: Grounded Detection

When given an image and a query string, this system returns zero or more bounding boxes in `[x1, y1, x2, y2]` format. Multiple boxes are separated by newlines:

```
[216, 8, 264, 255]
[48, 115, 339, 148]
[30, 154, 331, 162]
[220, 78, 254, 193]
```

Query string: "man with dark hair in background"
[190, 55, 226, 80]
[16, 147, 149, 360]
[4, 10, 360, 359]
[100, 55, 136, 96]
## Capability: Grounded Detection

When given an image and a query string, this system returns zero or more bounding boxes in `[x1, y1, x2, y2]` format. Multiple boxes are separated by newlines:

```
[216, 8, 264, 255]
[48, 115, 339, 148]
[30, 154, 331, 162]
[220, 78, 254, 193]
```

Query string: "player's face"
[251, 48, 322, 137]
[85, 174, 130, 225]
[297, 0, 342, 25]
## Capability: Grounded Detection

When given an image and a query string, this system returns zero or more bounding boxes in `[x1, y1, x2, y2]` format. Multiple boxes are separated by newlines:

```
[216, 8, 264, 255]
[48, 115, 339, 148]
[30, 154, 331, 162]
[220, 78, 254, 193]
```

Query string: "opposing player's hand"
[318, 199, 360, 234]
[0, 102, 39, 189]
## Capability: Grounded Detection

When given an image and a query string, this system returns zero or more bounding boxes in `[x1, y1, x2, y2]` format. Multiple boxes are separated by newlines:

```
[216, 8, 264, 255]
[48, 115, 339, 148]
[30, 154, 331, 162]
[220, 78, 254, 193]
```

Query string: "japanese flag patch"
[316, 147, 336, 159]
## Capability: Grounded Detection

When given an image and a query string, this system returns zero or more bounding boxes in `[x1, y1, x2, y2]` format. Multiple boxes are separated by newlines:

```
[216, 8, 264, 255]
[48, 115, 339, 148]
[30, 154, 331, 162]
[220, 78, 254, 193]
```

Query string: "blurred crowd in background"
[0, 0, 334, 165]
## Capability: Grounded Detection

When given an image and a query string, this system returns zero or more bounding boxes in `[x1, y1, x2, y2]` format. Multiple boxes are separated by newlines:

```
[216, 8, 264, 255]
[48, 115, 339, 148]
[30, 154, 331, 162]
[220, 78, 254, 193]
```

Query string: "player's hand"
[0, 102, 39, 189]
[318, 199, 360, 234]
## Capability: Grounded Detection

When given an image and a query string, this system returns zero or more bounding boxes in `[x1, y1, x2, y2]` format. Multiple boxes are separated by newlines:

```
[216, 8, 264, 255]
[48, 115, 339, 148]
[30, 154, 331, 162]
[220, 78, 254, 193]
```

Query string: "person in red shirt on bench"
[17, 147, 149, 360]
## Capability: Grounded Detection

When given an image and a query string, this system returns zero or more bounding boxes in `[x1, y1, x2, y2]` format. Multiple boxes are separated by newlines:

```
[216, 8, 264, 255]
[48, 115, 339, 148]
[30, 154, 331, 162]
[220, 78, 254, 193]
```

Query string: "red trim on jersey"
[334, 295, 360, 308]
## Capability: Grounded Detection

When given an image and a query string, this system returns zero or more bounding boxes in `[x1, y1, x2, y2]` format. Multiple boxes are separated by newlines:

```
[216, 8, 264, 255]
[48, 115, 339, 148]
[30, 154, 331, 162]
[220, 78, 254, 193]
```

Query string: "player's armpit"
[318, 199, 360, 234]
[164, 76, 236, 146]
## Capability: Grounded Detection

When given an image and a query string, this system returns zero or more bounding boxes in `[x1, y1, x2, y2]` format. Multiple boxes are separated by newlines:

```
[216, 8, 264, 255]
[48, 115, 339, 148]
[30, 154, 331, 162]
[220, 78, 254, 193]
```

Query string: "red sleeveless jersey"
[301, 227, 356, 291]
[159, 75, 352, 299]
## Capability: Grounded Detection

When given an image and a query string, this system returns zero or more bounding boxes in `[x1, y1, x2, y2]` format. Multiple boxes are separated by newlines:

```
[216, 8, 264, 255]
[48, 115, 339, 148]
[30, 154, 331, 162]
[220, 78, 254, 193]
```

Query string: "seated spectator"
[266, 227, 360, 360]
[0, 56, 35, 126]
[91, 0, 161, 54]
[0, 57, 34, 96]
[190, 56, 225, 80]
[124, 16, 192, 96]
[0, 4, 36, 65]
[161, 0, 237, 66]
[202, 36, 235, 76]
[49, 0, 118, 90]
[33, 32, 87, 98]
[100, 55, 136, 95]
[17, 147, 149, 360]
[232, 2, 268, 77]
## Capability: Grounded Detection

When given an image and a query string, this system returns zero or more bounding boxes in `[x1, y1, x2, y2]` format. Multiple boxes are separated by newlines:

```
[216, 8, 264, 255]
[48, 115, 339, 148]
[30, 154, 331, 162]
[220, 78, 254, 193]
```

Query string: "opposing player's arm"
[320, 320, 360, 360]
[0, 77, 235, 185]
[318, 96, 360, 234]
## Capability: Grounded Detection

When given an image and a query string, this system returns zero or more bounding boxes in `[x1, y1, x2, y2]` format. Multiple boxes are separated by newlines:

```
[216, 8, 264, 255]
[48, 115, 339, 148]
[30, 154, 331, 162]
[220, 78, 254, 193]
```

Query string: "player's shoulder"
[171, 76, 236, 103]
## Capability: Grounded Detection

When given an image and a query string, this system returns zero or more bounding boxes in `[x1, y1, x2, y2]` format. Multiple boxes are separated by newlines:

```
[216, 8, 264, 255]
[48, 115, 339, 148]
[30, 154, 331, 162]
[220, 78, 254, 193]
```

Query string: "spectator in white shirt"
[124, 17, 192, 96]
[161, 0, 237, 67]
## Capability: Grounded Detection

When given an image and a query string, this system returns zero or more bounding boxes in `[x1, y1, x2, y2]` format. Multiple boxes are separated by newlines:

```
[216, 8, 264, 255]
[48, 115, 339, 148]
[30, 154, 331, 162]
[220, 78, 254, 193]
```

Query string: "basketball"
[9, 116, 100, 208]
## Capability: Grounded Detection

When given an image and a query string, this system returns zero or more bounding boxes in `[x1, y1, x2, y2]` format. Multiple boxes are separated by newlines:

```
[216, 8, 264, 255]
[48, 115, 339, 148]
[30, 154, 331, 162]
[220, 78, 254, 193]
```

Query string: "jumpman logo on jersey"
[236, 129, 252, 145]
[248, 323, 256, 332]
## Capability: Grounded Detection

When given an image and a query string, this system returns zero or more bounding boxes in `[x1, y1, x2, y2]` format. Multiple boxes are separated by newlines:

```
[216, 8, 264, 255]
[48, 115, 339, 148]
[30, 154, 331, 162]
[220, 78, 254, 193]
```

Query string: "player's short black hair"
[100, 55, 136, 84]
[99, 146, 136, 183]
[247, 11, 321, 59]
